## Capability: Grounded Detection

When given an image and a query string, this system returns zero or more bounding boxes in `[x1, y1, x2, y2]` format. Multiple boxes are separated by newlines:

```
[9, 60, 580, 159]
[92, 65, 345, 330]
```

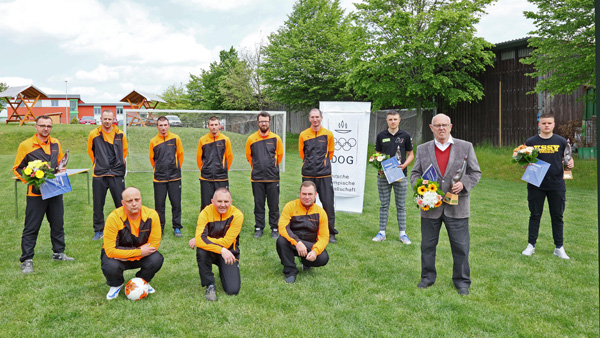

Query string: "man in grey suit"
[410, 114, 481, 296]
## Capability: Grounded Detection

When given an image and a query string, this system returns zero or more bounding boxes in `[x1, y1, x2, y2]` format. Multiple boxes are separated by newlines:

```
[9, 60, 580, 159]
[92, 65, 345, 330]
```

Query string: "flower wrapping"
[512, 145, 539, 166]
[368, 152, 390, 171]
[22, 160, 56, 189]
[412, 178, 444, 211]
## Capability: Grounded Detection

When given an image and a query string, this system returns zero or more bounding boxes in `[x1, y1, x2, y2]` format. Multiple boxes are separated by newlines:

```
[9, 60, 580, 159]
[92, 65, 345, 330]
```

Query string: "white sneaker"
[522, 243, 535, 256]
[399, 234, 412, 245]
[148, 283, 155, 294]
[372, 232, 386, 242]
[554, 247, 570, 260]
[106, 284, 123, 300]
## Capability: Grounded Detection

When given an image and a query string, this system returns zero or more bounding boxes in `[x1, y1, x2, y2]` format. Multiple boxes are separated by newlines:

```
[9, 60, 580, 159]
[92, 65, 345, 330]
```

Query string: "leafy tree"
[521, 0, 595, 96]
[261, 0, 353, 111]
[240, 41, 272, 110]
[161, 82, 191, 110]
[0, 82, 7, 109]
[348, 0, 494, 143]
[220, 60, 259, 110]
[187, 47, 240, 110]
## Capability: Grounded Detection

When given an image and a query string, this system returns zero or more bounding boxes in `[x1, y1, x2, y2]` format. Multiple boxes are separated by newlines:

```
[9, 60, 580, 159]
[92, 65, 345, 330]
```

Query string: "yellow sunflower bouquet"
[412, 179, 444, 211]
[22, 160, 56, 189]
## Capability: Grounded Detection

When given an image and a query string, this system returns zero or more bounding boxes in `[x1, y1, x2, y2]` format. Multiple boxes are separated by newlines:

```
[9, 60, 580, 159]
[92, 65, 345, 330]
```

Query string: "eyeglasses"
[36, 125, 53, 129]
[432, 124, 450, 128]
[258, 121, 270, 124]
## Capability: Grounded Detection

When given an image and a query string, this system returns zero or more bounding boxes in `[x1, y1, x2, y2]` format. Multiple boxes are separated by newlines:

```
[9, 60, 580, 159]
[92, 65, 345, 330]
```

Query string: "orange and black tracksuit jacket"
[299, 127, 334, 178]
[149, 132, 184, 182]
[87, 126, 128, 177]
[196, 133, 233, 181]
[278, 199, 329, 255]
[245, 131, 283, 182]
[13, 134, 63, 197]
[103, 206, 161, 261]
[195, 204, 243, 256]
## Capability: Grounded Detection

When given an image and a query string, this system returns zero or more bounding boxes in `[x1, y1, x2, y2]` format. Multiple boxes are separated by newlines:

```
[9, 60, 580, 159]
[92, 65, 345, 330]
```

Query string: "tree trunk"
[414, 99, 424, 146]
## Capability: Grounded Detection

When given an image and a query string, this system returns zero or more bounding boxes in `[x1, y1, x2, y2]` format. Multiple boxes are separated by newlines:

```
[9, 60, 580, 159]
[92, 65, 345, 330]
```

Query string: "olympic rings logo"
[335, 137, 357, 151]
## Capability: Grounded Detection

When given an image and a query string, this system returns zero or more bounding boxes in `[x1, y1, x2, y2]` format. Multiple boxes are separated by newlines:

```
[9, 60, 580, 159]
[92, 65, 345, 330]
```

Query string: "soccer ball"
[125, 277, 149, 301]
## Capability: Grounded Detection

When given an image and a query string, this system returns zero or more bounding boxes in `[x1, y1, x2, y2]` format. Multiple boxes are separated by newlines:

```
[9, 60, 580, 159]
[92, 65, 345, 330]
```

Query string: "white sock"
[399, 231, 406, 236]
[379, 231, 386, 236]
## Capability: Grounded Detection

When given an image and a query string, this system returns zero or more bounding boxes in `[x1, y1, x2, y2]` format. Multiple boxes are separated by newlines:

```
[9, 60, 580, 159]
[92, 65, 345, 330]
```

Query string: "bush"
[70, 116, 79, 124]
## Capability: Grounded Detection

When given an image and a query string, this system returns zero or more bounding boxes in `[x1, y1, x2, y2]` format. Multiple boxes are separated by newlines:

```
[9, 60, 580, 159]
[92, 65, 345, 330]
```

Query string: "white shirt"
[434, 135, 454, 152]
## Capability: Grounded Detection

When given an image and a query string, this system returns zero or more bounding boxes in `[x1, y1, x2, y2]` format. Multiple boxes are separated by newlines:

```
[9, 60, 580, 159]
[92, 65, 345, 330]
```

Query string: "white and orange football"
[125, 277, 149, 301]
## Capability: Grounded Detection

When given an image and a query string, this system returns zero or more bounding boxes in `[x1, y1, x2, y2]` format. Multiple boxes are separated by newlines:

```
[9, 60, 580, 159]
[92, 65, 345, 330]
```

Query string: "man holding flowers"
[372, 110, 414, 243]
[410, 114, 481, 295]
[521, 113, 574, 259]
[13, 115, 74, 274]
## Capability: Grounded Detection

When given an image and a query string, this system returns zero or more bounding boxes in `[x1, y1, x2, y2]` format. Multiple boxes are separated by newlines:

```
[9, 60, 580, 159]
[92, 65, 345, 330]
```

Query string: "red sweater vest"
[435, 144, 452, 176]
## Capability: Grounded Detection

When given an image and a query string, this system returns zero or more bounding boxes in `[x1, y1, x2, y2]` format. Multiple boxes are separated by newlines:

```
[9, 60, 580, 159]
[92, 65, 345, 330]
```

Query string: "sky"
[0, 0, 537, 104]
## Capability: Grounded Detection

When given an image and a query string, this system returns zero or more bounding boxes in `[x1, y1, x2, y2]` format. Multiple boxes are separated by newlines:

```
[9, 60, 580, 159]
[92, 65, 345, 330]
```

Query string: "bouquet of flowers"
[413, 179, 444, 211]
[368, 152, 390, 171]
[512, 145, 539, 166]
[22, 160, 56, 189]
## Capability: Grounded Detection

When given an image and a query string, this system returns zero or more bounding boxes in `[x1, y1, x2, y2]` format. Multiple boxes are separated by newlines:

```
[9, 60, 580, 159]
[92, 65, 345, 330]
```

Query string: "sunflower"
[421, 205, 430, 211]
[428, 183, 437, 192]
[434, 200, 442, 208]
[417, 186, 427, 195]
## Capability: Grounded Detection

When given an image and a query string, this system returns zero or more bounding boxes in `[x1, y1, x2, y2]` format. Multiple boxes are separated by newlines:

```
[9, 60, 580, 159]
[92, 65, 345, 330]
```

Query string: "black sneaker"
[329, 234, 337, 244]
[253, 228, 264, 238]
[302, 264, 312, 271]
[205, 284, 217, 301]
[174, 228, 182, 238]
[271, 229, 279, 239]
[284, 275, 296, 284]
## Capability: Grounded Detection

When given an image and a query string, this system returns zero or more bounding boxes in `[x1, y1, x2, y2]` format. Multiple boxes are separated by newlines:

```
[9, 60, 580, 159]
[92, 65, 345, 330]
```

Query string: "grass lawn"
[0, 124, 597, 337]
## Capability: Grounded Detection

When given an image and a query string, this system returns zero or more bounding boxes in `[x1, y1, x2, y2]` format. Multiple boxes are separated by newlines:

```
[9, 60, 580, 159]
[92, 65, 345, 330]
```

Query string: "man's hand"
[567, 158, 574, 169]
[296, 241, 308, 257]
[221, 248, 236, 265]
[306, 250, 317, 262]
[188, 238, 196, 249]
[140, 244, 156, 257]
[452, 181, 464, 194]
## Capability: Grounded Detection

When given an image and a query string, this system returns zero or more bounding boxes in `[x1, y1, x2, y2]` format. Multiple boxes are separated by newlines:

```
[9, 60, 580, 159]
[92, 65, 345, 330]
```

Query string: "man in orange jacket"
[101, 187, 163, 300]
[188, 188, 243, 301]
[88, 109, 128, 240]
[276, 181, 330, 284]
[13, 115, 74, 274]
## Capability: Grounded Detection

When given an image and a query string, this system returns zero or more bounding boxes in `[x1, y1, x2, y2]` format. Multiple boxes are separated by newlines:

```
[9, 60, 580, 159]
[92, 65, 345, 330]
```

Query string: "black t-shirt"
[525, 134, 567, 191]
[375, 128, 413, 176]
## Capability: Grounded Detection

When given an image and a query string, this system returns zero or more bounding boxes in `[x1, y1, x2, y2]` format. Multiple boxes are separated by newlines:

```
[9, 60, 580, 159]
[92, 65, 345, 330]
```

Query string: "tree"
[187, 47, 240, 110]
[0, 82, 7, 109]
[348, 0, 494, 143]
[160, 83, 191, 110]
[240, 39, 273, 110]
[521, 0, 595, 96]
[261, 0, 353, 111]
[220, 60, 259, 110]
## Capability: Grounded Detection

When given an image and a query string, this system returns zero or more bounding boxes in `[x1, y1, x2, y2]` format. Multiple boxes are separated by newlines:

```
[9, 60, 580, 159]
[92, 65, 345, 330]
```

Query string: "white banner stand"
[320, 101, 371, 214]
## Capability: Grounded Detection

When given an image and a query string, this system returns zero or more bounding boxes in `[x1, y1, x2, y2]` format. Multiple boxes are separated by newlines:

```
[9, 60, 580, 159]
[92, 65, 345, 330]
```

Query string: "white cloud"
[75, 65, 121, 83]
[0, 77, 33, 86]
[170, 0, 255, 11]
[476, 0, 537, 43]
[0, 0, 213, 65]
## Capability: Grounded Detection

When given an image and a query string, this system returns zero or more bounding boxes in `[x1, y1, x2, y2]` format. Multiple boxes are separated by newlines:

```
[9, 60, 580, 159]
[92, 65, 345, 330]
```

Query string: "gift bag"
[521, 159, 550, 187]
[40, 172, 72, 200]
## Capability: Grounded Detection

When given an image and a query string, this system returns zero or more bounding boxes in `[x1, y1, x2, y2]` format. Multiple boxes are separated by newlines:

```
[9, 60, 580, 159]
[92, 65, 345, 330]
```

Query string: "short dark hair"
[539, 113, 555, 120]
[387, 110, 400, 117]
[300, 180, 317, 192]
[36, 115, 52, 123]
[157, 116, 169, 124]
[257, 111, 270, 121]
[102, 109, 114, 116]
[209, 116, 219, 122]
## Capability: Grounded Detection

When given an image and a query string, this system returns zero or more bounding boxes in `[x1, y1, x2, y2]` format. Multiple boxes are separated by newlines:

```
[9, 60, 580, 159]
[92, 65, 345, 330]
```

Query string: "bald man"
[100, 187, 163, 300]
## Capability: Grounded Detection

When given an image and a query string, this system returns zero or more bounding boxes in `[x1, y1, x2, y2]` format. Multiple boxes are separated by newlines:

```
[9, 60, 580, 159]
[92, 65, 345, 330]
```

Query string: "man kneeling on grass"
[188, 188, 243, 301]
[101, 187, 163, 300]
[276, 181, 329, 283]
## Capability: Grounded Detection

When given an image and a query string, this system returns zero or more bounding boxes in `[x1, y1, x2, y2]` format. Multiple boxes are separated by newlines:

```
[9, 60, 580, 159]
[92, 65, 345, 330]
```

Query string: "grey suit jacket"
[410, 138, 481, 219]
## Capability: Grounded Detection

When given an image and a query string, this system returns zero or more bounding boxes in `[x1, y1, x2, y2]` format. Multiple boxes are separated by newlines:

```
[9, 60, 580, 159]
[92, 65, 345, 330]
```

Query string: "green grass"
[0, 124, 597, 337]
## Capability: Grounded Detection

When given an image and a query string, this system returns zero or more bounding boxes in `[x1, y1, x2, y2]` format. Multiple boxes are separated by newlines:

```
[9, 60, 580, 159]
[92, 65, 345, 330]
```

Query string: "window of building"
[51, 100, 58, 107]
[70, 100, 77, 112]
[518, 47, 533, 58]
[501, 50, 515, 60]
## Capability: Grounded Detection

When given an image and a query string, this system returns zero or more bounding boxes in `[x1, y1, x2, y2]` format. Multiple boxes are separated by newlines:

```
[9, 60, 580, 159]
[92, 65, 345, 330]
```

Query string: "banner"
[321, 101, 371, 214]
